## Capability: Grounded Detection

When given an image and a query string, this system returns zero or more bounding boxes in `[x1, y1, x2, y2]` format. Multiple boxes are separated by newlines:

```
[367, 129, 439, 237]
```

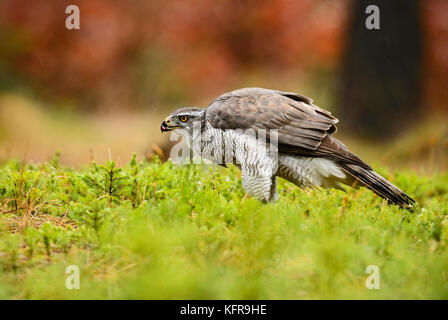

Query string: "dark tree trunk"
[339, 0, 422, 139]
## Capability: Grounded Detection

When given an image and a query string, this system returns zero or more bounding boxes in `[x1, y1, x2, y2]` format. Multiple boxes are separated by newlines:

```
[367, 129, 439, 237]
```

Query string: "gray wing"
[206, 87, 371, 169]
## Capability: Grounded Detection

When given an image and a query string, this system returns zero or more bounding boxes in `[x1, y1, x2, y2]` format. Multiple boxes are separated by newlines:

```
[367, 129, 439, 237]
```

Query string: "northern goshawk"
[160, 87, 415, 207]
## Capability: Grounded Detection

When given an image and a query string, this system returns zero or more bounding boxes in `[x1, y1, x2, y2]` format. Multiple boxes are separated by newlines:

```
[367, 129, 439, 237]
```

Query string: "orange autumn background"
[0, 0, 447, 169]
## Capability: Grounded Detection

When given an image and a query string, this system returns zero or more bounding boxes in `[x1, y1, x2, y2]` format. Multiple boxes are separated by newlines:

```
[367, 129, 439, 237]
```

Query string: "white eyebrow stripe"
[174, 112, 202, 117]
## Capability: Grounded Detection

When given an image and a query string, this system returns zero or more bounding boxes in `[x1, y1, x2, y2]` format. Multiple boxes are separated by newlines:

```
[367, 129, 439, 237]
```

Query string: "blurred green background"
[0, 0, 447, 170]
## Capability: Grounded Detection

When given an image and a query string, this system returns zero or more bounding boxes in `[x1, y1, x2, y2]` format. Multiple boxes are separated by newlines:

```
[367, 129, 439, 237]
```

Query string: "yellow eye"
[179, 115, 189, 122]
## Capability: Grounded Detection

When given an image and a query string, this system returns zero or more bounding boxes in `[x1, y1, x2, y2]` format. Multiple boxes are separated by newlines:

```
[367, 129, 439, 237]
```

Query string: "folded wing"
[206, 87, 371, 169]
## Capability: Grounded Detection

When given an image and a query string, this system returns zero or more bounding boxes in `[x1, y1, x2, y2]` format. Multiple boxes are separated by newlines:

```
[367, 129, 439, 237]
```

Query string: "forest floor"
[0, 156, 447, 299]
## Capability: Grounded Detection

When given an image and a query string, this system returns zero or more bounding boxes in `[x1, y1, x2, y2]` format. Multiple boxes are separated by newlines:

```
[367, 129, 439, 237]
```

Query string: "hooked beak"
[160, 120, 171, 132]
[161, 116, 178, 133]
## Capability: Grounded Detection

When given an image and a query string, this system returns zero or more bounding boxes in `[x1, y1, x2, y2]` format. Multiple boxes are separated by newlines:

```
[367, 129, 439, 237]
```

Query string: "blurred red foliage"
[0, 0, 446, 110]
[0, 0, 349, 107]
[0, 1, 147, 95]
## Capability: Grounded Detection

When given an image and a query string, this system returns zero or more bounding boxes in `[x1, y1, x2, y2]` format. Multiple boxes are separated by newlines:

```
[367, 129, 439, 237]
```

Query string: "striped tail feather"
[338, 162, 415, 208]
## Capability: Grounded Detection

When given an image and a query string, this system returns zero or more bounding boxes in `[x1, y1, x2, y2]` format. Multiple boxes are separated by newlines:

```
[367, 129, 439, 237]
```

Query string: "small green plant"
[82, 161, 129, 207]
[0, 162, 47, 229]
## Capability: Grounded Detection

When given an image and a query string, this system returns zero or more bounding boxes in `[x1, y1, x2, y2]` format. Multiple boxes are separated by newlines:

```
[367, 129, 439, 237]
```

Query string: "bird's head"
[160, 107, 205, 134]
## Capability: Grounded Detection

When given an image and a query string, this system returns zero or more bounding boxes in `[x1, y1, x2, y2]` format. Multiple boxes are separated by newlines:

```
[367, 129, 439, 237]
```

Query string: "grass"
[0, 154, 447, 299]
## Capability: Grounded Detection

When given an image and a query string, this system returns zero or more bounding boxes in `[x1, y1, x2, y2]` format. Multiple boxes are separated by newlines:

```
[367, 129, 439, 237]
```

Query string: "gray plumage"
[161, 87, 415, 208]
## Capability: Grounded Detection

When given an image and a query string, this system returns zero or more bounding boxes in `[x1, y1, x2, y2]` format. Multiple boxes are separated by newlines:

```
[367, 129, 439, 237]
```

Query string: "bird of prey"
[161, 87, 415, 208]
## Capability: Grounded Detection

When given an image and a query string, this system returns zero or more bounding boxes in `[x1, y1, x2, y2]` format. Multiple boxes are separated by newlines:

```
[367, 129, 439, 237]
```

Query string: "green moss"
[0, 156, 447, 299]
